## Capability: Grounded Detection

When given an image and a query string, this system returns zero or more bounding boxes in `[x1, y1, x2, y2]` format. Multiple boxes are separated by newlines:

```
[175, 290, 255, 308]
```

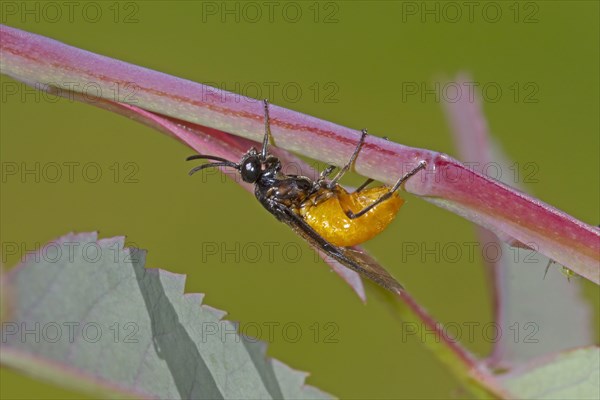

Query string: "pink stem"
[1, 24, 598, 284]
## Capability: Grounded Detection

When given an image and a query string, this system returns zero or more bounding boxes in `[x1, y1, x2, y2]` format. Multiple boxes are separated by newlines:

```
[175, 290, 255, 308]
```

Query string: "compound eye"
[241, 156, 261, 183]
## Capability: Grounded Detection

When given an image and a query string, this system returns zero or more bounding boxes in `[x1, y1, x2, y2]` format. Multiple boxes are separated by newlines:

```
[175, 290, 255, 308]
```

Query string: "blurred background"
[1, 1, 598, 398]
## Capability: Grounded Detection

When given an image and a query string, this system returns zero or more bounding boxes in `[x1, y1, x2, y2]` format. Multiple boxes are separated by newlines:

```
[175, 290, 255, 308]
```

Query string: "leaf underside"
[1, 232, 331, 400]
[500, 347, 600, 400]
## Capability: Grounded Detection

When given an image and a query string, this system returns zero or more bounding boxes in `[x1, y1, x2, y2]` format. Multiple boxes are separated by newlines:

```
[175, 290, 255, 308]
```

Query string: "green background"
[1, 1, 598, 399]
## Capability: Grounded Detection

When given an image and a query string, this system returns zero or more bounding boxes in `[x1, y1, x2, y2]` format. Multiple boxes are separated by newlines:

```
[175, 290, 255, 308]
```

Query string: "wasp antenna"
[261, 99, 271, 161]
[188, 162, 239, 176]
[186, 154, 234, 163]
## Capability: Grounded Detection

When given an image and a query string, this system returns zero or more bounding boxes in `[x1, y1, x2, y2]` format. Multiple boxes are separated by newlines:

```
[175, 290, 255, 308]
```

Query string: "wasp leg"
[318, 165, 337, 181]
[345, 161, 427, 219]
[350, 136, 390, 193]
[260, 99, 272, 161]
[326, 129, 368, 190]
[354, 178, 374, 193]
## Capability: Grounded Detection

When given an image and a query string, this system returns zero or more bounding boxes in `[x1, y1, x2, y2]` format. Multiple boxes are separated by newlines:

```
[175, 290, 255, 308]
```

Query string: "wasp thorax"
[263, 156, 282, 174]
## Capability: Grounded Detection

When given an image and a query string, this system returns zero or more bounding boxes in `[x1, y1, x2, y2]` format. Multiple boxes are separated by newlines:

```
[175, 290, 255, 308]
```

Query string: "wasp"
[187, 100, 426, 294]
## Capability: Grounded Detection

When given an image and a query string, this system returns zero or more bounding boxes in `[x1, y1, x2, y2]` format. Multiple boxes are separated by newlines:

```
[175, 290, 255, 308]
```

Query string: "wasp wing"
[269, 201, 404, 294]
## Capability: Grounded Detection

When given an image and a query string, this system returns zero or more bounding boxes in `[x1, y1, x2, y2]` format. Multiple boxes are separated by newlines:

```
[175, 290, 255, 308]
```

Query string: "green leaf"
[0, 232, 332, 399]
[500, 347, 600, 399]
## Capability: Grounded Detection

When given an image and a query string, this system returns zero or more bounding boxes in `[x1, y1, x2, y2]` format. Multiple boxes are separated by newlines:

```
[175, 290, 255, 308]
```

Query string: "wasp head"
[239, 149, 262, 183]
[239, 148, 281, 183]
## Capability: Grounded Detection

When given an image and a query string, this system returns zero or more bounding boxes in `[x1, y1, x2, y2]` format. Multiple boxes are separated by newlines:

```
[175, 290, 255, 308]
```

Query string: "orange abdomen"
[300, 186, 404, 247]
